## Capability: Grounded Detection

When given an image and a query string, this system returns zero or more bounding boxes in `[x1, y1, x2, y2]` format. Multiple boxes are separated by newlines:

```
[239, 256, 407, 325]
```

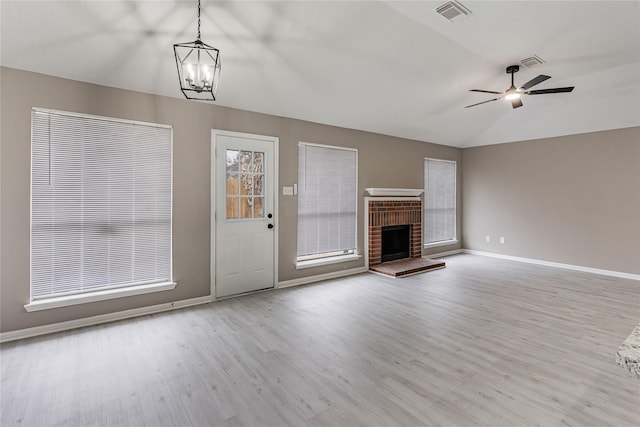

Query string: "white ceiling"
[2, 1, 639, 148]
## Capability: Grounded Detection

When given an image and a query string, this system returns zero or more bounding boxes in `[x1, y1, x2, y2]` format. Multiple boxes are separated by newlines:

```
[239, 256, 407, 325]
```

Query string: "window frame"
[423, 157, 458, 248]
[26, 108, 175, 312]
[295, 142, 359, 268]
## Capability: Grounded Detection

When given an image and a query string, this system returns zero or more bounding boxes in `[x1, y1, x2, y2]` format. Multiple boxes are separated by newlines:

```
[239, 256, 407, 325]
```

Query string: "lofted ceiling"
[1, 1, 639, 148]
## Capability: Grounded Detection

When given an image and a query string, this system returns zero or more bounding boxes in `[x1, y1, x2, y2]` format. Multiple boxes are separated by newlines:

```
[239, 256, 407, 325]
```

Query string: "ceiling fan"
[465, 65, 574, 109]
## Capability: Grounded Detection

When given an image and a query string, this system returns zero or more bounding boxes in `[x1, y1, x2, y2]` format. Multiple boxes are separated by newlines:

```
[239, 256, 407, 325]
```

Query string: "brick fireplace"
[366, 193, 423, 267]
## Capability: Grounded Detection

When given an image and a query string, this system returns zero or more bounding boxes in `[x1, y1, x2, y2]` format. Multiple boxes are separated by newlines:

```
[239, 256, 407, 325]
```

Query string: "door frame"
[210, 129, 279, 300]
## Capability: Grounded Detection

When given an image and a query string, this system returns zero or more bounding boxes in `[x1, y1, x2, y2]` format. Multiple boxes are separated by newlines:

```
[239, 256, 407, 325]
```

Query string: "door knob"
[267, 213, 273, 218]
[268, 224, 274, 229]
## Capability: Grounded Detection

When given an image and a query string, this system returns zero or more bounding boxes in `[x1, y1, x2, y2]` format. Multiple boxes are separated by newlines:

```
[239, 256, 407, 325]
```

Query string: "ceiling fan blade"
[520, 74, 551, 90]
[511, 98, 523, 109]
[525, 87, 575, 95]
[470, 89, 503, 94]
[465, 98, 501, 108]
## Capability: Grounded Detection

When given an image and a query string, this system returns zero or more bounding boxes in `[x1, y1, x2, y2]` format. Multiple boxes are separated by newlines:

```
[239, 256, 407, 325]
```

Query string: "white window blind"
[297, 143, 357, 260]
[31, 109, 172, 300]
[424, 158, 456, 244]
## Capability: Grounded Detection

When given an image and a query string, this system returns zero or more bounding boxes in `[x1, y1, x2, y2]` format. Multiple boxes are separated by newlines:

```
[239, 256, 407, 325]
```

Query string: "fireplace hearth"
[365, 189, 446, 277]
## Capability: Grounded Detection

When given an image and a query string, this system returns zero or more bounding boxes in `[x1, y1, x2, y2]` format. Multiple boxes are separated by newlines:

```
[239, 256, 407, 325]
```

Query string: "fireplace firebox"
[367, 198, 422, 266]
[381, 225, 411, 262]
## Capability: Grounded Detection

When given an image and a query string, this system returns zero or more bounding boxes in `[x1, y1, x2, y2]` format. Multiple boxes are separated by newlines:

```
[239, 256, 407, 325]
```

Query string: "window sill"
[24, 281, 177, 312]
[296, 254, 361, 270]
[424, 239, 459, 249]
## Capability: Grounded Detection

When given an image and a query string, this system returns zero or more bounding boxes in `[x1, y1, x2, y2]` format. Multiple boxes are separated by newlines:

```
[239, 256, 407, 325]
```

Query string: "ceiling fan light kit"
[174, 0, 221, 101]
[504, 86, 521, 100]
[466, 64, 574, 109]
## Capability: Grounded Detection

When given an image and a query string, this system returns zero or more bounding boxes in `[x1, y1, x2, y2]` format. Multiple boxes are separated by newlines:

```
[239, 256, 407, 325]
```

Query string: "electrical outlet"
[500, 237, 505, 244]
[485, 235, 491, 242]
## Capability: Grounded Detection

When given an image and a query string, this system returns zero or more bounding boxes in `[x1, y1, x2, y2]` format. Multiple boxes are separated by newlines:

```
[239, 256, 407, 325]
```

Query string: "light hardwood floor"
[1, 254, 639, 426]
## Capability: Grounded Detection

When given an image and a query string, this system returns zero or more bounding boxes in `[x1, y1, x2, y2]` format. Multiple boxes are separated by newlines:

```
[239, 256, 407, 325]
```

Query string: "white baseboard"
[464, 249, 640, 281]
[0, 295, 212, 343]
[278, 266, 368, 289]
[425, 249, 464, 259]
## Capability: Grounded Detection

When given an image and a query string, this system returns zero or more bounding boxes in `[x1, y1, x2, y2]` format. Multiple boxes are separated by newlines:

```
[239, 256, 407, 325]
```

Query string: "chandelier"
[173, 0, 221, 101]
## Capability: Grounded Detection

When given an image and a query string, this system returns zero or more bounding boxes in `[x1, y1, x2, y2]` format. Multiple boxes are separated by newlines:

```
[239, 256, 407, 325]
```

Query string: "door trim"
[210, 129, 279, 300]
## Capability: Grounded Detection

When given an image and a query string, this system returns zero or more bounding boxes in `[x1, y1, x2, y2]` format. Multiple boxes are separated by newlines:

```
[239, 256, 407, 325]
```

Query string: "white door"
[212, 130, 277, 298]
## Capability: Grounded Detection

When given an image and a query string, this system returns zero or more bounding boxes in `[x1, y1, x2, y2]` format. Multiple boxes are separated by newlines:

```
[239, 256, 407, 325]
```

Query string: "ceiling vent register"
[436, 1, 471, 22]
[520, 55, 545, 68]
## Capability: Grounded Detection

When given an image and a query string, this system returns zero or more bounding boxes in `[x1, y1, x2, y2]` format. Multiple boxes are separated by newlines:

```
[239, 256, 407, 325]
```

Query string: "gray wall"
[463, 127, 640, 275]
[0, 67, 462, 333]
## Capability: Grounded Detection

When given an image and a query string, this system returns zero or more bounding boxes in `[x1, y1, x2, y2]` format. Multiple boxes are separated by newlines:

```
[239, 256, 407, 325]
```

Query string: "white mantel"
[365, 188, 424, 197]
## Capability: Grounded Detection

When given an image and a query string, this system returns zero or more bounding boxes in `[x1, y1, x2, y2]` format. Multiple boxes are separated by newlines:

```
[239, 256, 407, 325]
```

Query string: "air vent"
[436, 1, 471, 22]
[520, 55, 545, 68]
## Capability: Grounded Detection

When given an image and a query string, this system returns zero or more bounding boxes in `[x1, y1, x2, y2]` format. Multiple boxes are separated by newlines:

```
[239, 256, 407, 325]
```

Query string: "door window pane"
[254, 197, 264, 217]
[226, 150, 239, 172]
[240, 197, 253, 218]
[240, 151, 252, 173]
[226, 149, 265, 219]
[240, 174, 252, 195]
[226, 197, 239, 219]
[254, 175, 264, 196]
[253, 152, 264, 173]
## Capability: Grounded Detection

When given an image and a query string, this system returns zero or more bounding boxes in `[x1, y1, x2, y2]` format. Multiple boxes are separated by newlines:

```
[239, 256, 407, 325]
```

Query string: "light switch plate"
[282, 186, 294, 196]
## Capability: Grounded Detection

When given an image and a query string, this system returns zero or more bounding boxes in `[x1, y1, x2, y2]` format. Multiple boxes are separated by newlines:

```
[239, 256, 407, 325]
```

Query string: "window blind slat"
[31, 110, 172, 300]
[297, 143, 357, 259]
